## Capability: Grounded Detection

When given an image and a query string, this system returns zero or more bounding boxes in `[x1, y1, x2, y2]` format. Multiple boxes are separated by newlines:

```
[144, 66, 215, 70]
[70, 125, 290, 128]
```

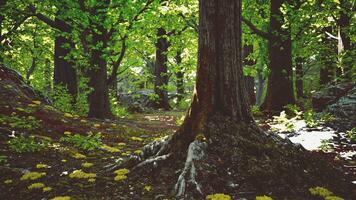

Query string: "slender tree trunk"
[243, 45, 256, 106]
[256, 69, 265, 106]
[295, 57, 304, 99]
[44, 59, 52, 94]
[53, 16, 77, 98]
[319, 26, 335, 85]
[154, 28, 170, 110]
[261, 0, 295, 113]
[338, 0, 352, 80]
[87, 22, 112, 118]
[0, 0, 6, 63]
[175, 51, 185, 104]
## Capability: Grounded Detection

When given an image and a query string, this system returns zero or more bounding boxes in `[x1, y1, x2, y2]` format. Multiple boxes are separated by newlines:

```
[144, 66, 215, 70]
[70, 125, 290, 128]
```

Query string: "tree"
[153, 27, 170, 110]
[123, 0, 351, 198]
[30, 5, 78, 99]
[243, 0, 295, 113]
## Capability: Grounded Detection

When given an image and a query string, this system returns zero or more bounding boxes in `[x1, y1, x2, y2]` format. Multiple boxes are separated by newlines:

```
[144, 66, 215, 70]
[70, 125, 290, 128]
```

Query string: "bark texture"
[175, 51, 185, 104]
[243, 45, 256, 106]
[153, 28, 170, 110]
[87, 5, 112, 118]
[319, 26, 336, 85]
[261, 0, 295, 113]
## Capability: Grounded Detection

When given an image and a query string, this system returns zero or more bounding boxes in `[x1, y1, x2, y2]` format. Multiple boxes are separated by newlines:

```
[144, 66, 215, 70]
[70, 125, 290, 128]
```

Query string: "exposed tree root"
[112, 116, 354, 199]
[174, 140, 207, 197]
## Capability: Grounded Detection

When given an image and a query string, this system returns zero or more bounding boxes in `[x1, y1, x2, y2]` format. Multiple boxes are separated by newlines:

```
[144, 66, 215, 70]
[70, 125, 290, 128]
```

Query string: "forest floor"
[0, 69, 355, 200]
[0, 102, 355, 200]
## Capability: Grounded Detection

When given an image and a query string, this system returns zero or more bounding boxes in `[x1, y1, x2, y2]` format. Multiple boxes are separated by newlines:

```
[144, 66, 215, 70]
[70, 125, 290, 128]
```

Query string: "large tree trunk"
[53, 16, 77, 98]
[243, 45, 256, 106]
[119, 0, 352, 198]
[153, 28, 170, 110]
[87, 14, 112, 119]
[175, 51, 185, 105]
[261, 0, 295, 113]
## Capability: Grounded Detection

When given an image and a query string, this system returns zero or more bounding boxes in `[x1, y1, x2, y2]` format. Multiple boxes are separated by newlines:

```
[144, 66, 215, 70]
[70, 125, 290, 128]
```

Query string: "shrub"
[60, 132, 102, 151]
[8, 136, 49, 153]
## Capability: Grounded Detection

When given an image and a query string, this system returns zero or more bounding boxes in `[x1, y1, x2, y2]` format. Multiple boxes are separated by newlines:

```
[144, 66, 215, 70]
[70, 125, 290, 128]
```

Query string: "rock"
[128, 102, 145, 113]
[312, 82, 355, 111]
[327, 85, 356, 120]
[0, 65, 51, 104]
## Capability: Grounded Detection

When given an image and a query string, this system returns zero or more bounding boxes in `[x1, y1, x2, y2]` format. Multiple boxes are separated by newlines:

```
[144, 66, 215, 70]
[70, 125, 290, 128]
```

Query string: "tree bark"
[261, 0, 295, 113]
[87, 13, 112, 119]
[173, 0, 252, 149]
[175, 51, 185, 104]
[125, 1, 352, 198]
[338, 0, 352, 80]
[243, 45, 256, 106]
[153, 28, 170, 110]
[319, 26, 335, 85]
[53, 32, 77, 98]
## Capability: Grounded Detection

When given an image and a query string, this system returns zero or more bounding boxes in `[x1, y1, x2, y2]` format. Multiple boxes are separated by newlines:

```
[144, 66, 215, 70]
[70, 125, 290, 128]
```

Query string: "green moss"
[206, 193, 231, 200]
[36, 163, 49, 169]
[69, 170, 96, 179]
[256, 196, 273, 200]
[27, 182, 45, 190]
[81, 162, 94, 168]
[50, 196, 71, 200]
[71, 152, 86, 159]
[130, 136, 143, 142]
[102, 144, 120, 153]
[144, 185, 152, 192]
[325, 196, 344, 200]
[134, 149, 143, 155]
[114, 168, 130, 175]
[4, 179, 13, 184]
[43, 186, 52, 192]
[114, 168, 130, 182]
[20, 172, 46, 180]
[114, 174, 127, 181]
[88, 178, 96, 183]
[309, 186, 333, 198]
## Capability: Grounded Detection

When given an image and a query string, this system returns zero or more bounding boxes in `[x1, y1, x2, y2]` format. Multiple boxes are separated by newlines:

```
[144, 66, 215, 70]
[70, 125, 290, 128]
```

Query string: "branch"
[0, 15, 30, 42]
[167, 26, 189, 36]
[107, 39, 127, 85]
[325, 31, 339, 40]
[29, 5, 71, 33]
[241, 17, 270, 40]
[106, 0, 153, 85]
[178, 13, 198, 33]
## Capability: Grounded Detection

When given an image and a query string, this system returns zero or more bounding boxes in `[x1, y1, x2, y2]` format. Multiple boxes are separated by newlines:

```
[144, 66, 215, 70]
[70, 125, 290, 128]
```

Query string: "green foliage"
[319, 139, 333, 151]
[309, 186, 333, 198]
[271, 111, 296, 132]
[206, 193, 231, 200]
[8, 136, 49, 153]
[0, 114, 41, 130]
[304, 109, 319, 128]
[0, 155, 7, 165]
[346, 128, 356, 142]
[51, 85, 73, 113]
[283, 104, 302, 117]
[309, 186, 344, 200]
[60, 132, 103, 151]
[251, 105, 263, 117]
